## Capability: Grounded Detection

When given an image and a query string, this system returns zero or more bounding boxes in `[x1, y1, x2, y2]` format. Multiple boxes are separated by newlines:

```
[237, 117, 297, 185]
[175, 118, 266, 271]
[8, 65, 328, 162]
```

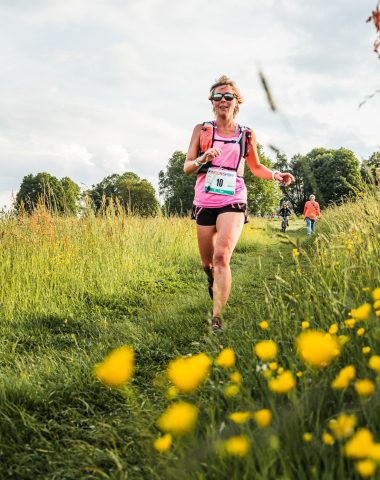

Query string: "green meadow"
[0, 193, 379, 479]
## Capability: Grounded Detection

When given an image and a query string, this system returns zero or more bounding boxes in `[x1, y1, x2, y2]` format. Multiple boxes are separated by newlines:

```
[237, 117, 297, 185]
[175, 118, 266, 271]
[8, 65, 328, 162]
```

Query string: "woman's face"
[212, 85, 237, 118]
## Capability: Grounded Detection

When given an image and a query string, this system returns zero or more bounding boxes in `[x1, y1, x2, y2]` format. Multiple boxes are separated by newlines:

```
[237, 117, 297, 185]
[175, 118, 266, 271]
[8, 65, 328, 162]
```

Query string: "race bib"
[204, 167, 237, 196]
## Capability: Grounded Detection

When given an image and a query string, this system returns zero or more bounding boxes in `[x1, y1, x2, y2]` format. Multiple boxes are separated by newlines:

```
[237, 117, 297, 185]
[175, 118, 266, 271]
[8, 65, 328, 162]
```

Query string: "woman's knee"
[213, 248, 230, 268]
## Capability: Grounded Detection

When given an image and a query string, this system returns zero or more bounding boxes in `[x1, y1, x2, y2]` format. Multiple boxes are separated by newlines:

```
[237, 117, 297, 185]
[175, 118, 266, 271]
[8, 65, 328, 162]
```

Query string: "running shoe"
[211, 316, 223, 332]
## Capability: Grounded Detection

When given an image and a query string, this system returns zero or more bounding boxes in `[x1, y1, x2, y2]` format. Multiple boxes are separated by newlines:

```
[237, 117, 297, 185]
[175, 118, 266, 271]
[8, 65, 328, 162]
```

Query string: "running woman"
[184, 75, 294, 331]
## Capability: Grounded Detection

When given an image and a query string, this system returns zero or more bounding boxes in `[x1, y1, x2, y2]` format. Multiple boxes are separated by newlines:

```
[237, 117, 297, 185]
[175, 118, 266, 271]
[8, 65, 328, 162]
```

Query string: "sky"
[1, 0, 379, 208]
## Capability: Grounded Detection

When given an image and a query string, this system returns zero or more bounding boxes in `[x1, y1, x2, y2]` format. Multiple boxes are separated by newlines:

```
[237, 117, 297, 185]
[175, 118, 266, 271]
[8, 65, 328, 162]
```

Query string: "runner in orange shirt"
[303, 194, 320, 235]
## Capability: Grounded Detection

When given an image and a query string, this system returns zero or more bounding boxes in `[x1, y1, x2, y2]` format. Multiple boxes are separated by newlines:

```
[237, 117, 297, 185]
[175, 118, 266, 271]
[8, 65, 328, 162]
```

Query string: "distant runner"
[184, 75, 294, 331]
[303, 194, 320, 235]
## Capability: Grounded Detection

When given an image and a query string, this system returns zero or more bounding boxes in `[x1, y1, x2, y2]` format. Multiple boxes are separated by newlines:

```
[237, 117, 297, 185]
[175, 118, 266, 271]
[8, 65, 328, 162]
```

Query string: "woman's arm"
[245, 130, 294, 186]
[183, 124, 222, 175]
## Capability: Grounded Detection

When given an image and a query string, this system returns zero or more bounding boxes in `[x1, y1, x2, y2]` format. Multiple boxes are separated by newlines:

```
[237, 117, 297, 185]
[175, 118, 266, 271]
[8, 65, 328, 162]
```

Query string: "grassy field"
[0, 194, 379, 479]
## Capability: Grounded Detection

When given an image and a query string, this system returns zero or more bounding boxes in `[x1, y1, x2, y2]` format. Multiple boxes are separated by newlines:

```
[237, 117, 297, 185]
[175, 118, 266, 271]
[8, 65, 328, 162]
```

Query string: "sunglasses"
[211, 92, 235, 101]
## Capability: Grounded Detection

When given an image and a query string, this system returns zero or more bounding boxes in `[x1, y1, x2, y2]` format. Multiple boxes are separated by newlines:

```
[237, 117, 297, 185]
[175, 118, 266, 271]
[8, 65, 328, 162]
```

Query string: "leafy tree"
[158, 151, 196, 215]
[15, 172, 80, 214]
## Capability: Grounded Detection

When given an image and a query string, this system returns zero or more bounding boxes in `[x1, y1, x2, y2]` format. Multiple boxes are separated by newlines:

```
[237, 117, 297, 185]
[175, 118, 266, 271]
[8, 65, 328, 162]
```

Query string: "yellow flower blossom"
[301, 321, 310, 329]
[328, 324, 338, 334]
[277, 367, 284, 374]
[268, 371, 295, 394]
[224, 384, 240, 398]
[351, 303, 372, 321]
[153, 433, 172, 453]
[357, 328, 365, 336]
[322, 432, 335, 445]
[375, 310, 380, 317]
[229, 371, 243, 385]
[228, 411, 253, 424]
[328, 413, 357, 438]
[331, 365, 356, 390]
[362, 287, 370, 292]
[355, 460, 377, 478]
[292, 248, 300, 257]
[345, 428, 374, 458]
[372, 288, 380, 301]
[355, 379, 375, 397]
[369, 443, 380, 461]
[296, 371, 303, 378]
[253, 409, 272, 428]
[303, 433, 313, 442]
[297, 331, 340, 368]
[157, 402, 198, 436]
[362, 346, 371, 355]
[215, 348, 236, 369]
[369, 355, 380, 372]
[254, 340, 278, 361]
[373, 300, 380, 310]
[94, 346, 134, 387]
[166, 386, 178, 400]
[167, 353, 211, 393]
[345, 319, 356, 329]
[223, 435, 250, 457]
[269, 362, 278, 371]
[259, 320, 269, 330]
[338, 335, 350, 346]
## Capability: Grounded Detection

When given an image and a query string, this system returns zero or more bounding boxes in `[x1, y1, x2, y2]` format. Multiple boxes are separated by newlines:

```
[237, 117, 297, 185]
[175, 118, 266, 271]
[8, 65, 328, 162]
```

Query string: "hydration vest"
[197, 121, 252, 176]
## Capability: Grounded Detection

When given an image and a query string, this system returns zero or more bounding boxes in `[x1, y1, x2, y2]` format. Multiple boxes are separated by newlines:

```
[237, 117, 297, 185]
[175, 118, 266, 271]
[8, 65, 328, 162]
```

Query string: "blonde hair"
[208, 75, 244, 117]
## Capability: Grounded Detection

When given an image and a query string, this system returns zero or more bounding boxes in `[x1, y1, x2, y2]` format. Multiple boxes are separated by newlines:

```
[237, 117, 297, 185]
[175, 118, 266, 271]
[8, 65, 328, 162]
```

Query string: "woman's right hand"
[201, 148, 222, 164]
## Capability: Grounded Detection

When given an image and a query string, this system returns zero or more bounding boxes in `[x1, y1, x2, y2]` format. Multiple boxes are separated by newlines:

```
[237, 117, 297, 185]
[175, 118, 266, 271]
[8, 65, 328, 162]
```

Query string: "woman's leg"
[196, 223, 217, 271]
[306, 217, 312, 235]
[212, 212, 245, 318]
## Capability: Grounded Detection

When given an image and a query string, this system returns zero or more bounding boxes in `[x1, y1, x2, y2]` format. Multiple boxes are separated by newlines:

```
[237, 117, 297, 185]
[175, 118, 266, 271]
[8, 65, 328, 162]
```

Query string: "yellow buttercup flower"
[362, 287, 370, 292]
[224, 384, 240, 398]
[254, 340, 278, 361]
[375, 310, 380, 317]
[373, 300, 380, 310]
[345, 319, 356, 329]
[215, 348, 235, 369]
[357, 328, 365, 336]
[328, 324, 338, 334]
[301, 321, 310, 329]
[253, 409, 272, 428]
[223, 435, 250, 457]
[157, 402, 198, 436]
[372, 288, 380, 301]
[259, 321, 269, 330]
[228, 411, 253, 424]
[296, 371, 303, 378]
[277, 367, 284, 374]
[297, 331, 340, 368]
[369, 443, 380, 461]
[345, 428, 374, 458]
[355, 460, 377, 478]
[328, 413, 357, 438]
[229, 371, 243, 385]
[269, 362, 278, 371]
[368, 355, 380, 372]
[167, 353, 211, 393]
[268, 371, 295, 394]
[153, 433, 172, 453]
[338, 335, 350, 346]
[355, 379, 375, 397]
[322, 432, 335, 445]
[362, 346, 371, 355]
[166, 386, 178, 400]
[94, 346, 134, 387]
[351, 303, 371, 321]
[292, 248, 300, 257]
[303, 433, 313, 442]
[331, 365, 356, 390]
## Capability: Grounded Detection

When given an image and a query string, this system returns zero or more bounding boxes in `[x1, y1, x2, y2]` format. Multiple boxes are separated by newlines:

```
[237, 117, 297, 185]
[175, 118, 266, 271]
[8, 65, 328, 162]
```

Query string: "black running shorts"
[191, 203, 248, 226]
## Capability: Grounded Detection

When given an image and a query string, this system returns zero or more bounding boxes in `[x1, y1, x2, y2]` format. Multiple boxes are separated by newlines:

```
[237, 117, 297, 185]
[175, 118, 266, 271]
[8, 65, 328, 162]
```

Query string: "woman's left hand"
[276, 172, 294, 186]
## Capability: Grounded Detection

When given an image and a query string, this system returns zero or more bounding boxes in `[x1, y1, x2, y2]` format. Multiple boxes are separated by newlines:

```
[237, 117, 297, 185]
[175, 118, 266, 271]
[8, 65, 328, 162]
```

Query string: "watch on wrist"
[194, 158, 202, 167]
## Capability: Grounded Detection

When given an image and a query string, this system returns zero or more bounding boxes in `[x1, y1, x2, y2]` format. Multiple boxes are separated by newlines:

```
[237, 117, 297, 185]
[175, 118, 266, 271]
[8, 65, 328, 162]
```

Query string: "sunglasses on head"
[211, 92, 235, 101]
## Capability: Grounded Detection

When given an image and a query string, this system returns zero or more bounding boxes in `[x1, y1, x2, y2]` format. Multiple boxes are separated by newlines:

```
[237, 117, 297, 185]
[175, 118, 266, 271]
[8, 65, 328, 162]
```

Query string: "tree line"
[13, 147, 379, 216]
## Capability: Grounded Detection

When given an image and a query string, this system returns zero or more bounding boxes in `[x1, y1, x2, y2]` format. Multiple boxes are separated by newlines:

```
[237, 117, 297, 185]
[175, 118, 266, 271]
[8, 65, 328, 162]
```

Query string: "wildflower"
[259, 320, 269, 330]
[253, 409, 272, 428]
[215, 348, 235, 369]
[345, 319, 356, 329]
[301, 321, 310, 329]
[351, 303, 371, 321]
[297, 331, 340, 368]
[254, 340, 278, 361]
[331, 365, 356, 390]
[376, 310, 380, 317]
[345, 428, 374, 458]
[229, 371, 243, 385]
[357, 328, 365, 336]
[223, 435, 250, 457]
[157, 402, 198, 436]
[362, 346, 371, 355]
[153, 433, 172, 453]
[369, 443, 380, 461]
[355, 379, 375, 397]
[338, 335, 350, 346]
[277, 367, 284, 374]
[224, 384, 240, 398]
[167, 353, 211, 392]
[328, 413, 357, 438]
[303, 433, 313, 442]
[322, 432, 335, 445]
[296, 371, 303, 378]
[372, 288, 380, 301]
[373, 300, 380, 310]
[362, 287, 370, 292]
[355, 460, 377, 478]
[368, 355, 380, 372]
[228, 411, 252, 424]
[292, 248, 300, 257]
[268, 371, 295, 394]
[329, 324, 338, 334]
[262, 369, 272, 379]
[269, 362, 278, 371]
[94, 346, 134, 387]
[166, 386, 178, 400]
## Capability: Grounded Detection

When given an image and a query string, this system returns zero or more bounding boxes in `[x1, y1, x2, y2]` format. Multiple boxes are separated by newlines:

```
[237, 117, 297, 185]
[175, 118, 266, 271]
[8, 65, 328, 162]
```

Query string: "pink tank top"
[193, 128, 247, 208]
